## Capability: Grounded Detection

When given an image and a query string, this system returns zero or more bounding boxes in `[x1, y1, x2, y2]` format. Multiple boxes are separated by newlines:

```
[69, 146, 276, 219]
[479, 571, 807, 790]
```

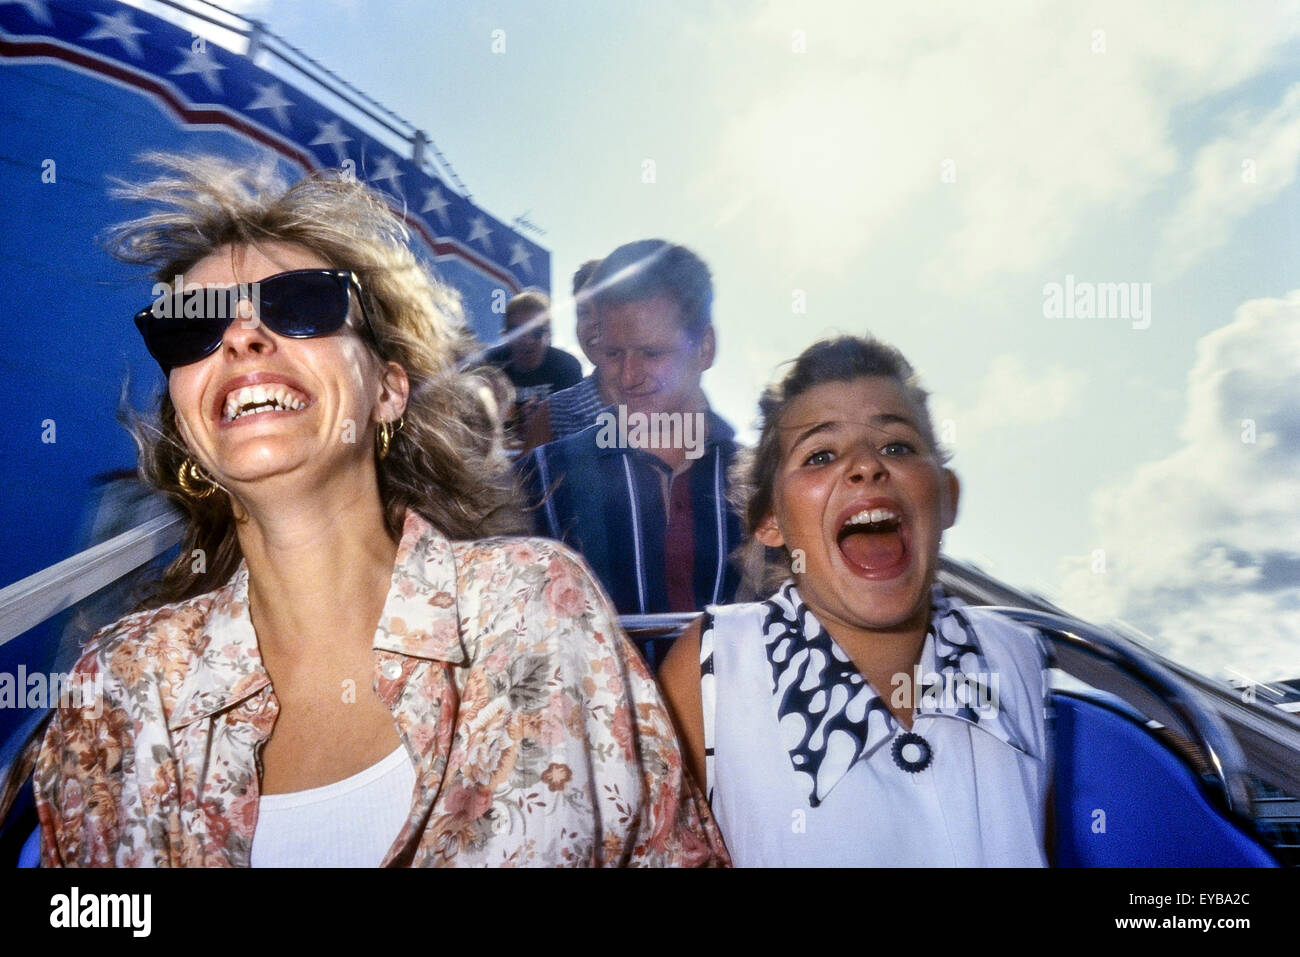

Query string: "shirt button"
[381, 660, 402, 680]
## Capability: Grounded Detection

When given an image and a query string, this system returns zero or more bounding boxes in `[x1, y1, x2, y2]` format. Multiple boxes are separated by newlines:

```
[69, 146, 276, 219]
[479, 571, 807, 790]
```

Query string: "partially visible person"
[572, 259, 603, 362]
[465, 365, 514, 463]
[484, 290, 581, 448]
[518, 240, 741, 626]
[658, 335, 1050, 867]
[522, 259, 613, 451]
[34, 154, 726, 868]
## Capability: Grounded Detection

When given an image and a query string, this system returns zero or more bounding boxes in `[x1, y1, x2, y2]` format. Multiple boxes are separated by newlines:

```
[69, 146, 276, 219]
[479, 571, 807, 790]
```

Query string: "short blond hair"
[504, 289, 550, 328]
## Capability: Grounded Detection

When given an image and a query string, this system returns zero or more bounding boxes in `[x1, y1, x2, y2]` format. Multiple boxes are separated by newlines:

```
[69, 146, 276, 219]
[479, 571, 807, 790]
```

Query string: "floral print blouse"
[35, 510, 728, 867]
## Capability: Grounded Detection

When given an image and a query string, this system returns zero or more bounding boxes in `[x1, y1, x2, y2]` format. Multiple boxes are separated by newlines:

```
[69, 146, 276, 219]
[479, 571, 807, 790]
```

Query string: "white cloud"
[697, 0, 1300, 282]
[1057, 290, 1300, 682]
[1156, 83, 1300, 280]
[932, 353, 1086, 445]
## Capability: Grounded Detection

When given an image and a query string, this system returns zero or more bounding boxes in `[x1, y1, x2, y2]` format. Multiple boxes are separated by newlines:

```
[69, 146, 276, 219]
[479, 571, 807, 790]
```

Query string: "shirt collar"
[168, 509, 463, 731]
[762, 580, 1029, 807]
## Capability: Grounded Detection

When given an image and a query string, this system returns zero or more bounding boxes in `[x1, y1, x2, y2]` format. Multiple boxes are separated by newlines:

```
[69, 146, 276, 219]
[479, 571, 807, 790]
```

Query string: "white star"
[1, 1, 52, 26]
[310, 118, 352, 164]
[171, 44, 225, 94]
[466, 216, 494, 254]
[246, 82, 293, 129]
[368, 154, 403, 186]
[82, 11, 147, 59]
[508, 240, 533, 276]
[421, 184, 452, 229]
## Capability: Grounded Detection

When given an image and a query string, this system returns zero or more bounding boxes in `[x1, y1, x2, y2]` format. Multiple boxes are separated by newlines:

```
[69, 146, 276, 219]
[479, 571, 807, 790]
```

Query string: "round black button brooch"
[891, 731, 933, 773]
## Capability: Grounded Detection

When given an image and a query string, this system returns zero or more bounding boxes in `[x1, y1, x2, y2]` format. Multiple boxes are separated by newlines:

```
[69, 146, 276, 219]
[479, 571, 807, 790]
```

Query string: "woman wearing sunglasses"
[34, 153, 725, 867]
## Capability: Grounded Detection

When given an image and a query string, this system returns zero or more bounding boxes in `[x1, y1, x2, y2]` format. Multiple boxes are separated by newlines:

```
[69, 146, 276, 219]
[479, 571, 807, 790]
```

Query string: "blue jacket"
[517, 410, 743, 615]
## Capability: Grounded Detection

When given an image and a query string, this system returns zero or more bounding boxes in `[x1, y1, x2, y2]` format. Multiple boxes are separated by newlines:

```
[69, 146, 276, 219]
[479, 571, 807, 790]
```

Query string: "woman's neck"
[234, 472, 399, 660]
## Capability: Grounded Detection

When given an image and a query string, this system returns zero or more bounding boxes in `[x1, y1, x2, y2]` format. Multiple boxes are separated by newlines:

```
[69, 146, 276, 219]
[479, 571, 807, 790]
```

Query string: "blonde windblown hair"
[111, 152, 526, 607]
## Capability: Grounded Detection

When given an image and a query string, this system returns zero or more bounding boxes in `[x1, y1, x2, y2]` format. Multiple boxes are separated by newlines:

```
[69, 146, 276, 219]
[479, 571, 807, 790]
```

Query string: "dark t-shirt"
[486, 345, 583, 406]
[486, 346, 583, 445]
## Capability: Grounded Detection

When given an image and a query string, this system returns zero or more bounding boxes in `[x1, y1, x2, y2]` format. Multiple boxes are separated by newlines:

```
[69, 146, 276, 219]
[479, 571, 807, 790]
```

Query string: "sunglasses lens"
[133, 271, 357, 373]
[258, 272, 351, 338]
[140, 317, 227, 370]
[136, 284, 240, 370]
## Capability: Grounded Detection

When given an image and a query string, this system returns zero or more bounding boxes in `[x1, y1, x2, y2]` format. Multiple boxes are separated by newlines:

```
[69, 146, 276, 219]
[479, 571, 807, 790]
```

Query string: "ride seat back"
[1052, 691, 1277, 867]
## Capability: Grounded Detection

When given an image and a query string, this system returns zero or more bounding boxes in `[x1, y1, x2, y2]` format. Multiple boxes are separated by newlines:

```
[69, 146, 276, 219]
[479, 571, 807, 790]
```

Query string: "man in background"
[518, 239, 741, 621]
[522, 260, 614, 451]
[485, 290, 581, 448]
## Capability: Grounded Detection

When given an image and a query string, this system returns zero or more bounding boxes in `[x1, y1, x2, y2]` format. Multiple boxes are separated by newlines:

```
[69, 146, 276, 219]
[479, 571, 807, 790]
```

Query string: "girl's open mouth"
[836, 506, 909, 578]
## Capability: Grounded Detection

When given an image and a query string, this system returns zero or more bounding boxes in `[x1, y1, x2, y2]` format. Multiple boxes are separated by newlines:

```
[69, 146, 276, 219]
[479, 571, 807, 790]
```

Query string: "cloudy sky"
[146, 0, 1299, 683]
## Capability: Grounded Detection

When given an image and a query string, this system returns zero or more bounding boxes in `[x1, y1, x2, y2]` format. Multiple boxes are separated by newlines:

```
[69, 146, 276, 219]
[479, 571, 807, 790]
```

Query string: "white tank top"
[250, 744, 416, 867]
[702, 600, 1049, 867]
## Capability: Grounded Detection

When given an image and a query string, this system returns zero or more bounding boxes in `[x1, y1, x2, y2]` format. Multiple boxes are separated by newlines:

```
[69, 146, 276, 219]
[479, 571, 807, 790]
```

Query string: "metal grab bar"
[979, 607, 1255, 817]
[938, 556, 1300, 798]
[618, 614, 697, 637]
[0, 512, 184, 649]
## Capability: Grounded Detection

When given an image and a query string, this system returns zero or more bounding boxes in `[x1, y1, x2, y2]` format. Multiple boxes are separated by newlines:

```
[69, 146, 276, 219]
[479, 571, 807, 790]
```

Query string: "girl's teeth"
[846, 508, 899, 526]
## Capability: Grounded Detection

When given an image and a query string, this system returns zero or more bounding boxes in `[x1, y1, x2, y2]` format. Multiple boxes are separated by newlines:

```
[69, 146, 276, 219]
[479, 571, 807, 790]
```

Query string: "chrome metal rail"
[982, 607, 1255, 815]
[938, 557, 1300, 799]
[0, 513, 183, 649]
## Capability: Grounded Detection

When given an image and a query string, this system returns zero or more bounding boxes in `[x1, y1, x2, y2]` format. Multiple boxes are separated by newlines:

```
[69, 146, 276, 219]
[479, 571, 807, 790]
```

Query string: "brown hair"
[729, 335, 948, 596]
[572, 259, 602, 296]
[111, 152, 527, 607]
[586, 239, 713, 341]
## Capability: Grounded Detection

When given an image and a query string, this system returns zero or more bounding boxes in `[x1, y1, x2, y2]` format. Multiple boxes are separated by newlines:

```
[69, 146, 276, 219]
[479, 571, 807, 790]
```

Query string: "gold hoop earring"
[178, 458, 222, 499]
[376, 417, 403, 461]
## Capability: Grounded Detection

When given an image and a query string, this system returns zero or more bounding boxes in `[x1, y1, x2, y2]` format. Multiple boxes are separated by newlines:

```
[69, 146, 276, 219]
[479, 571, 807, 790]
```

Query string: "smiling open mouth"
[837, 507, 907, 573]
[223, 384, 308, 422]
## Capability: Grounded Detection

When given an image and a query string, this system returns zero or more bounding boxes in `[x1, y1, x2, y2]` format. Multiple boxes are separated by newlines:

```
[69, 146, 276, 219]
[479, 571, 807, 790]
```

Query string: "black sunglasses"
[133, 268, 379, 374]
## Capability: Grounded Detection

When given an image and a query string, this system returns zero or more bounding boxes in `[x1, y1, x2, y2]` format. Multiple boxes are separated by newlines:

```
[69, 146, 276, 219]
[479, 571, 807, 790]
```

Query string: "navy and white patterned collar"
[761, 580, 1028, 806]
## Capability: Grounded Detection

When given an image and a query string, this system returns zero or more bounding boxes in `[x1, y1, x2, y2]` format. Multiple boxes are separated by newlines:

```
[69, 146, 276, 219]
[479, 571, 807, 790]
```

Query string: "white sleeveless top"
[702, 586, 1050, 867]
[250, 745, 416, 867]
